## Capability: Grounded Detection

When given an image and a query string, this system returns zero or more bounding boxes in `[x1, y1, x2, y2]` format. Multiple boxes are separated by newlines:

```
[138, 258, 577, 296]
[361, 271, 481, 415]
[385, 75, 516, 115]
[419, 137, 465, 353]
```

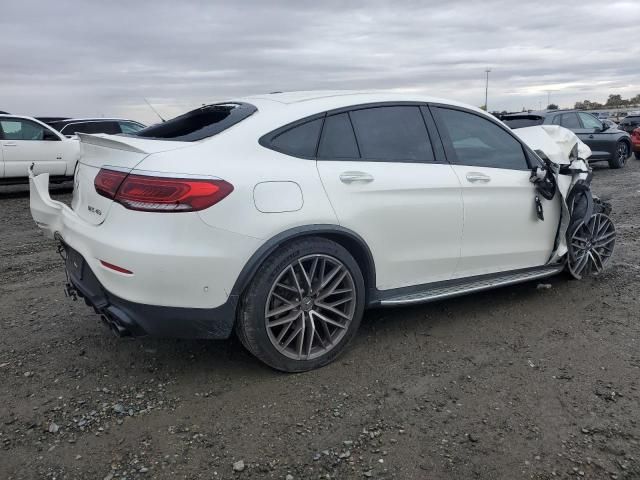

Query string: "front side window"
[560, 113, 581, 129]
[435, 108, 528, 170]
[349, 106, 434, 162]
[269, 118, 323, 158]
[579, 112, 603, 130]
[0, 119, 46, 140]
[317, 113, 359, 159]
[119, 121, 145, 134]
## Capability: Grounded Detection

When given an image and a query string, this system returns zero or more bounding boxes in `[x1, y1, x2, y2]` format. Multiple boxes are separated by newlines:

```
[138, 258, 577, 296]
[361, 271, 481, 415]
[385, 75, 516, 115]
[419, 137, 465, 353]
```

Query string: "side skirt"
[374, 264, 564, 307]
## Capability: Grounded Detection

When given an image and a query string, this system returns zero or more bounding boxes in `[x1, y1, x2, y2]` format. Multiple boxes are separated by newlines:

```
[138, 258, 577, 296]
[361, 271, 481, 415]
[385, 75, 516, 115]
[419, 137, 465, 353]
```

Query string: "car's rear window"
[501, 116, 544, 129]
[134, 103, 257, 142]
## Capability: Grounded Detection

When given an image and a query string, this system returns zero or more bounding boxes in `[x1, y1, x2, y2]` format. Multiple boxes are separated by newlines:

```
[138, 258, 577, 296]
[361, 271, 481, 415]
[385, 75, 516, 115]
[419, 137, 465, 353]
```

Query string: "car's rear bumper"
[64, 243, 237, 339]
[29, 171, 261, 310]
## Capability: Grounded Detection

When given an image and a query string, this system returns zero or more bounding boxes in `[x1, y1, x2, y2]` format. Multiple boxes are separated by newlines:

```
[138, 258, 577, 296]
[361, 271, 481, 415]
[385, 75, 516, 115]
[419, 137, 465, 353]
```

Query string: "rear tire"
[608, 141, 629, 169]
[236, 237, 365, 372]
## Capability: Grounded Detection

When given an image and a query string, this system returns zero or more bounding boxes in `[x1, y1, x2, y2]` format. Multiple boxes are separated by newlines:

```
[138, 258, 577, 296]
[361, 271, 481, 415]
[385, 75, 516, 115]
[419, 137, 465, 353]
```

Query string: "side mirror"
[43, 129, 60, 141]
[600, 122, 608, 132]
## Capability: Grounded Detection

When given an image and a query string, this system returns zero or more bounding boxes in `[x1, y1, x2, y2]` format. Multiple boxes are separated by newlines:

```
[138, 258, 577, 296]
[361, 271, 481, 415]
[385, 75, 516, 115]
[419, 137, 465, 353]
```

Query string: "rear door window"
[349, 106, 434, 162]
[317, 113, 359, 159]
[434, 107, 529, 170]
[269, 118, 324, 158]
[560, 113, 581, 129]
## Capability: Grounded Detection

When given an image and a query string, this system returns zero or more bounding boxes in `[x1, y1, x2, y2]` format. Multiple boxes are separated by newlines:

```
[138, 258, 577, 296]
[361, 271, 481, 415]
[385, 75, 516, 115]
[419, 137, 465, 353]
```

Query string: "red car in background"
[632, 128, 640, 159]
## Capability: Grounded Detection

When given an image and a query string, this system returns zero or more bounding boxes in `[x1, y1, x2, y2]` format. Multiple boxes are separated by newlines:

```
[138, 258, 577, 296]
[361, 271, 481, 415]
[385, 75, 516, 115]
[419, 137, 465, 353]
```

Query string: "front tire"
[236, 237, 365, 372]
[609, 141, 629, 169]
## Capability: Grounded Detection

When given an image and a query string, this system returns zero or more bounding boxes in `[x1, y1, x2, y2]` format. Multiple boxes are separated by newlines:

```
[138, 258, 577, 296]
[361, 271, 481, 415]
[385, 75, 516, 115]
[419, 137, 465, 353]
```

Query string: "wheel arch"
[230, 225, 377, 304]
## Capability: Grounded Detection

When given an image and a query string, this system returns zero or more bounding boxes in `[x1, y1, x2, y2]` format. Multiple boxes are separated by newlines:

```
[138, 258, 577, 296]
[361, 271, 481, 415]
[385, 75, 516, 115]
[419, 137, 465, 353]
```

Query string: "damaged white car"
[28, 92, 615, 372]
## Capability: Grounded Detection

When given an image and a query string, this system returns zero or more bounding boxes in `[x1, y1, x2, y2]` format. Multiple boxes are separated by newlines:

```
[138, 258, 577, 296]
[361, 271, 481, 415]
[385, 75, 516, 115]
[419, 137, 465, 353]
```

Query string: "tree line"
[574, 94, 640, 110]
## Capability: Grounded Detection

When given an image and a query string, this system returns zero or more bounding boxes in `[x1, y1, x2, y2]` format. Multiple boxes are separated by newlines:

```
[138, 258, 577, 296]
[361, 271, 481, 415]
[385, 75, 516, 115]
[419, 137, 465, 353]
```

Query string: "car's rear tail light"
[94, 169, 233, 212]
[94, 169, 127, 199]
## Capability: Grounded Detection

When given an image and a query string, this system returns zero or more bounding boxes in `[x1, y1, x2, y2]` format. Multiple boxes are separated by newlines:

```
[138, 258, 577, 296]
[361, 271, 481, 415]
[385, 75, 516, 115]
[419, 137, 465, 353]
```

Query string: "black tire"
[236, 237, 365, 372]
[608, 140, 629, 169]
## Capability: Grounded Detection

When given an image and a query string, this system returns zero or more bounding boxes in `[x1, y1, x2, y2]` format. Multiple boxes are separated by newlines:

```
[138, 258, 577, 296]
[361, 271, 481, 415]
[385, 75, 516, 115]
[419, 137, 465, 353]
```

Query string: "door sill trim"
[377, 264, 564, 306]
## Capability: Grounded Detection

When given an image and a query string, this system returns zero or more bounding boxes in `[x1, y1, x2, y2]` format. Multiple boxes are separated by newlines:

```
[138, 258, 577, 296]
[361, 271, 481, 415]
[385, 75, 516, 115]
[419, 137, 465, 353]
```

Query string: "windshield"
[134, 102, 257, 142]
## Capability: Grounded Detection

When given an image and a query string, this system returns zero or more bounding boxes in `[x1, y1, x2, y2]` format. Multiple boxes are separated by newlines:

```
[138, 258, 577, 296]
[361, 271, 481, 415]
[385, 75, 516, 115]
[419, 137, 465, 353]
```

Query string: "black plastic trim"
[371, 264, 563, 304]
[65, 245, 237, 339]
[228, 225, 378, 304]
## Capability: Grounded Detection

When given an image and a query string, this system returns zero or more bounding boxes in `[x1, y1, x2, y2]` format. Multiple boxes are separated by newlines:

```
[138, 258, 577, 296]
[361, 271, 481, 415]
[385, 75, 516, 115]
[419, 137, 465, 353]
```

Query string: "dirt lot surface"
[1, 159, 639, 480]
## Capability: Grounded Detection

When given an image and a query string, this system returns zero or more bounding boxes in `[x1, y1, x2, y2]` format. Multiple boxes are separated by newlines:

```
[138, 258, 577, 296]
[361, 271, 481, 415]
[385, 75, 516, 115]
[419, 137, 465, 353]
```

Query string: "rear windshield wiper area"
[134, 102, 257, 142]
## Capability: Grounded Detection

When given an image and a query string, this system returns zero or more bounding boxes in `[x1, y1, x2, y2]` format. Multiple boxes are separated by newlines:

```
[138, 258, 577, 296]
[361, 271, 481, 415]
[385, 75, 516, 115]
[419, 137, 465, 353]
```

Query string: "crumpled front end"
[517, 125, 615, 278]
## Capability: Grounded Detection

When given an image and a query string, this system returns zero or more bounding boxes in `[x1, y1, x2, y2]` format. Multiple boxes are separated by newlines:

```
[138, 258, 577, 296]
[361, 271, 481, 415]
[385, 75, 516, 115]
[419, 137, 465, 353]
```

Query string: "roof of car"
[234, 90, 490, 124]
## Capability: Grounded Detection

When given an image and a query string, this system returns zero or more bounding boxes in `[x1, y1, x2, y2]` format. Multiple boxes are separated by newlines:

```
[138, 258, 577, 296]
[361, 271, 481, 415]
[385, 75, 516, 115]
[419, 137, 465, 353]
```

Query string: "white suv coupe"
[1, 115, 79, 182]
[29, 91, 615, 372]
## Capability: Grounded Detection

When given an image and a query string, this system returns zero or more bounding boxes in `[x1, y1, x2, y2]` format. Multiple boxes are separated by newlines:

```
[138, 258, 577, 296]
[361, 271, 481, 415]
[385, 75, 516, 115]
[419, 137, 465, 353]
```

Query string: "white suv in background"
[0, 115, 79, 183]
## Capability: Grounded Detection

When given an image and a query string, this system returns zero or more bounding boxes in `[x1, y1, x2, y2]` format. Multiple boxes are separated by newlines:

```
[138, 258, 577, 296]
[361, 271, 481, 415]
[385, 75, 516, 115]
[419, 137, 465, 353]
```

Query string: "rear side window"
[135, 103, 257, 142]
[560, 113, 581, 129]
[317, 113, 359, 159]
[119, 121, 145, 134]
[62, 121, 120, 135]
[349, 106, 434, 162]
[270, 118, 323, 158]
[435, 107, 528, 170]
[501, 117, 543, 129]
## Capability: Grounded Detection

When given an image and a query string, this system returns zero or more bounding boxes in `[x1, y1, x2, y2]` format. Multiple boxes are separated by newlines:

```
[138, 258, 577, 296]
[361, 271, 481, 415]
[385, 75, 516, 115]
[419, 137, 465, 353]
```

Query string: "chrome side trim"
[379, 265, 564, 306]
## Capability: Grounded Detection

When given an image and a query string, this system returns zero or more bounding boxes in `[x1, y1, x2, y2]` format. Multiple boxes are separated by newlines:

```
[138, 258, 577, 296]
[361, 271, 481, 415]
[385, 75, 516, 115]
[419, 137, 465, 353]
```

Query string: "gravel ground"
[1, 159, 639, 480]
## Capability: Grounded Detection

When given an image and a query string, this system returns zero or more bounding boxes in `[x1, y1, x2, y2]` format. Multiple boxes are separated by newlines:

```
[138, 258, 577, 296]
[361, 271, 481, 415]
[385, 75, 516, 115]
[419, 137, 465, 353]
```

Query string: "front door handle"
[339, 171, 374, 184]
[465, 172, 491, 183]
[2, 142, 17, 147]
[588, 134, 594, 139]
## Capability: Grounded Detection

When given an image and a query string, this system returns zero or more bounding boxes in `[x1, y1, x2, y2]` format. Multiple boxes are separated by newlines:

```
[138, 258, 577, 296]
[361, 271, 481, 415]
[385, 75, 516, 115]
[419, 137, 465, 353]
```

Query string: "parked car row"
[0, 114, 145, 182]
[501, 109, 633, 169]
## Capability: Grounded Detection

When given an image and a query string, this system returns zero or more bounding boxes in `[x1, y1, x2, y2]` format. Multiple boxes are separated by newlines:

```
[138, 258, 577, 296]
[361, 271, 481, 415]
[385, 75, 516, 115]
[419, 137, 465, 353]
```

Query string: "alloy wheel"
[264, 254, 357, 360]
[617, 142, 628, 165]
[567, 213, 615, 279]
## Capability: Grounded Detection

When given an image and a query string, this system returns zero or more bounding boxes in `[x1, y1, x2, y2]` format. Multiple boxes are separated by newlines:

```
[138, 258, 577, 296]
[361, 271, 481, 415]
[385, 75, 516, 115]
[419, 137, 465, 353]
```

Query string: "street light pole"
[484, 68, 491, 111]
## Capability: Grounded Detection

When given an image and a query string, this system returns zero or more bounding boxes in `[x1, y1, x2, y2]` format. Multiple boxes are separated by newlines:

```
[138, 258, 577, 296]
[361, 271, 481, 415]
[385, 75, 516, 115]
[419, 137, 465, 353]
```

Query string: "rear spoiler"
[76, 133, 148, 154]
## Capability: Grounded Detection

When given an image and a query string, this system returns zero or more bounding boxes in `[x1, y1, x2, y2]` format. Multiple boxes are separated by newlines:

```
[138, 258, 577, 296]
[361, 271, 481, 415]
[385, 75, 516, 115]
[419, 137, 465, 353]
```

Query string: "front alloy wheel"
[567, 213, 615, 279]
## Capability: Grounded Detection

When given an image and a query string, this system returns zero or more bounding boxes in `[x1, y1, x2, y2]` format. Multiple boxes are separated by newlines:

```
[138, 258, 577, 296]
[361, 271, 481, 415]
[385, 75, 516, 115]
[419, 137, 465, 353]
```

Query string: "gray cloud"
[1, 0, 638, 123]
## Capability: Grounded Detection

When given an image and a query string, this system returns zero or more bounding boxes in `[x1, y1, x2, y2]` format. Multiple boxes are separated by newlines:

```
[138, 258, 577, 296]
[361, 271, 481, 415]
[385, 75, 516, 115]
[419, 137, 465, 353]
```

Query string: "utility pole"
[484, 68, 491, 111]
[546, 90, 552, 108]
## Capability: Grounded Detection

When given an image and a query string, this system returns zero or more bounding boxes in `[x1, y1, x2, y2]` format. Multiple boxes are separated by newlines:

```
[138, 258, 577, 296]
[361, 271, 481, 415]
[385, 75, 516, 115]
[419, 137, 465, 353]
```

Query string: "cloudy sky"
[1, 0, 638, 124]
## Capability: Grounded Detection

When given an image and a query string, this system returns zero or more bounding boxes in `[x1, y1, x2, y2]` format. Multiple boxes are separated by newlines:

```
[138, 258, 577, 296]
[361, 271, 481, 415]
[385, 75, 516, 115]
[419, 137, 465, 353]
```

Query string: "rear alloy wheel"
[609, 141, 629, 169]
[236, 238, 365, 372]
[567, 213, 616, 279]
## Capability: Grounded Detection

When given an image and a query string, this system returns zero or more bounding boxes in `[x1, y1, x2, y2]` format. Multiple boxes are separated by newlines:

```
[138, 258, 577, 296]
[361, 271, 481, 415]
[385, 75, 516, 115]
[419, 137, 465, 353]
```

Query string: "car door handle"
[339, 171, 374, 184]
[2, 142, 17, 147]
[588, 135, 594, 139]
[465, 172, 491, 183]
